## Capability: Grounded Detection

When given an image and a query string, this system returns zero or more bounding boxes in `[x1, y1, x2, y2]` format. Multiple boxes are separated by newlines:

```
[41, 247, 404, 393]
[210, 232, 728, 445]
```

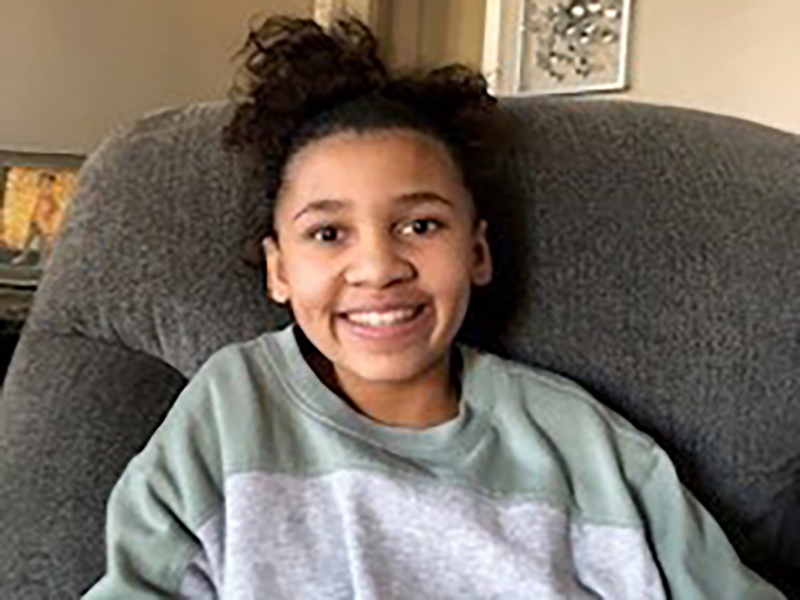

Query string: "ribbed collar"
[260, 324, 497, 463]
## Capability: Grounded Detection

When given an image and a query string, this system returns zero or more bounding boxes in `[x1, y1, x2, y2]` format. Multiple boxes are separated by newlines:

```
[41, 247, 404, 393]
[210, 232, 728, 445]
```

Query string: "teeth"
[345, 307, 419, 327]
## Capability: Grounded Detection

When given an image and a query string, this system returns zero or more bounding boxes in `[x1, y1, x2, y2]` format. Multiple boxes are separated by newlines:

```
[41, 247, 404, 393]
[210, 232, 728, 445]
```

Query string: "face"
[264, 128, 492, 388]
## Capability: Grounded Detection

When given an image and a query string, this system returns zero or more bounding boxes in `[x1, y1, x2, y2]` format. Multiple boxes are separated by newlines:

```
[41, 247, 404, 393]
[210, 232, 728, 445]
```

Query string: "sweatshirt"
[84, 324, 785, 599]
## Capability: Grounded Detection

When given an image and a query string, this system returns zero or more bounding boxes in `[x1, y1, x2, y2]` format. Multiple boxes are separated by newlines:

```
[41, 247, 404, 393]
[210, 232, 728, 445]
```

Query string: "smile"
[338, 303, 431, 342]
[343, 306, 424, 327]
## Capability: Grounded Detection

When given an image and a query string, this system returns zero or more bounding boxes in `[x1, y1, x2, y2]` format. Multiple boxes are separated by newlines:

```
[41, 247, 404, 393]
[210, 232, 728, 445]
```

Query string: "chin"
[335, 345, 446, 384]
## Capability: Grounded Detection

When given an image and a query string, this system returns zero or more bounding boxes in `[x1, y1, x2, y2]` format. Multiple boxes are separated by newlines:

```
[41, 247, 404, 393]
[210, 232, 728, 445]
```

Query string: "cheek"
[421, 243, 475, 301]
[284, 253, 340, 311]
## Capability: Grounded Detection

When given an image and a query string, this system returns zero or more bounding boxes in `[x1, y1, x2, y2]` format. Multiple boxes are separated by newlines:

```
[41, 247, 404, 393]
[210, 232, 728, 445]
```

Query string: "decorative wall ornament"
[483, 0, 633, 96]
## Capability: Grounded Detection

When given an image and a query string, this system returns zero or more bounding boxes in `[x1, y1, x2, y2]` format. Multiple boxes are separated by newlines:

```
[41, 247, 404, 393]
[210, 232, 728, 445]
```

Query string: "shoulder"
[474, 350, 660, 479]
[122, 330, 294, 485]
[142, 330, 284, 446]
[193, 332, 272, 377]
[186, 329, 286, 394]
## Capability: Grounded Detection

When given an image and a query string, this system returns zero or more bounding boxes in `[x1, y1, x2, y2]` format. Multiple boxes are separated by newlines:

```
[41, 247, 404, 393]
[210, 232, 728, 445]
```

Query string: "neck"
[298, 333, 461, 429]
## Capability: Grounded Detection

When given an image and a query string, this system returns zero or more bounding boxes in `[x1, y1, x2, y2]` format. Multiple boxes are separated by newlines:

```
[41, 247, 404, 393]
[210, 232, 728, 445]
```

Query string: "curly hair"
[224, 15, 520, 348]
[224, 15, 507, 238]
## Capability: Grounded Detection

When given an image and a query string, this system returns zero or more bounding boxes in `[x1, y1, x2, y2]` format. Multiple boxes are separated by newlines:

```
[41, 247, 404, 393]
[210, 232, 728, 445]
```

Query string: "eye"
[308, 224, 341, 243]
[399, 218, 442, 237]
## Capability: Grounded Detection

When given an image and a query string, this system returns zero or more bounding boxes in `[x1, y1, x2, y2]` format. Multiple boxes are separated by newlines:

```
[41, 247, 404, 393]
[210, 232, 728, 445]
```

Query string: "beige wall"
[404, 0, 800, 134]
[419, 0, 485, 68]
[381, 0, 485, 69]
[618, 0, 800, 134]
[0, 0, 313, 154]
[5, 0, 797, 154]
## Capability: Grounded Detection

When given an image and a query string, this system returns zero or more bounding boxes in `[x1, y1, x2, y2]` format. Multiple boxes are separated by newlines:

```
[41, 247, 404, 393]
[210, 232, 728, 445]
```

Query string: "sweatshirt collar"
[262, 324, 496, 463]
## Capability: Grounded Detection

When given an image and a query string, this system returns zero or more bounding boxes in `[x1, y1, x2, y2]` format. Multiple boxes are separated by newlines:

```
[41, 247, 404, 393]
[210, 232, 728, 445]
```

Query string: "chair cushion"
[0, 330, 186, 596]
[28, 102, 291, 379]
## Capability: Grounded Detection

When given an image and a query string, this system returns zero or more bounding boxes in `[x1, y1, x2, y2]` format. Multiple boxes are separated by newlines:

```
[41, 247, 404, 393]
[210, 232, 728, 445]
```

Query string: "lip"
[337, 303, 433, 343]
[338, 301, 428, 316]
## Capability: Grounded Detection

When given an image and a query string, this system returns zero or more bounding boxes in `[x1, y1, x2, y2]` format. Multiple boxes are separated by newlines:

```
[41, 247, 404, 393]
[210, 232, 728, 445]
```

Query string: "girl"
[85, 15, 784, 599]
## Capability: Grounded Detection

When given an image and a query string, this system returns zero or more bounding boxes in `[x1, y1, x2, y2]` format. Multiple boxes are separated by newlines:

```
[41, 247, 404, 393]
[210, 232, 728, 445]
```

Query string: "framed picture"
[0, 151, 84, 288]
[483, 0, 633, 96]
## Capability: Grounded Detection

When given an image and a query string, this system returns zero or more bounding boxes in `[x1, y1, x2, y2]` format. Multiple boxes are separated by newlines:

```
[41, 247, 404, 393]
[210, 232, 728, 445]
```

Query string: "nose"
[344, 228, 415, 289]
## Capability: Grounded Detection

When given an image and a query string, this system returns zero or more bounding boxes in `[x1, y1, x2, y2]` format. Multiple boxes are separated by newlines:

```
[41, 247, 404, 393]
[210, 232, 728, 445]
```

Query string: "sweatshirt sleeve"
[631, 445, 786, 600]
[82, 357, 226, 599]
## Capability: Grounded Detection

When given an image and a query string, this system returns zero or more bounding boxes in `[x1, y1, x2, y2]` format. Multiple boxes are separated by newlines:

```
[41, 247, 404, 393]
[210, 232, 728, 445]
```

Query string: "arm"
[632, 446, 786, 600]
[83, 366, 225, 599]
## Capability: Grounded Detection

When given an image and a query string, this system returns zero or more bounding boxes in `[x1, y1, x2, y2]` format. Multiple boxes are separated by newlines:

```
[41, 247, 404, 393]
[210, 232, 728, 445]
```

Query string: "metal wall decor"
[483, 0, 633, 96]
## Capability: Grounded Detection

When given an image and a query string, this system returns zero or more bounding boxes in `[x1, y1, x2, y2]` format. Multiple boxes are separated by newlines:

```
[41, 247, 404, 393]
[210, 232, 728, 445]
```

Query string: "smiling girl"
[263, 125, 491, 429]
[84, 15, 784, 600]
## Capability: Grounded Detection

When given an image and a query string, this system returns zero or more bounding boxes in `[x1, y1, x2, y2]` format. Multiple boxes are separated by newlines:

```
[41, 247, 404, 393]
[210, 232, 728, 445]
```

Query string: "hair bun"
[226, 14, 509, 270]
[226, 16, 388, 151]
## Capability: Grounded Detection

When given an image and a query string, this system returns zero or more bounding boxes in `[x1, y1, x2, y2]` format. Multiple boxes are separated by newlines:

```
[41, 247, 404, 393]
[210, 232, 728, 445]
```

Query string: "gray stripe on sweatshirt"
[180, 469, 665, 599]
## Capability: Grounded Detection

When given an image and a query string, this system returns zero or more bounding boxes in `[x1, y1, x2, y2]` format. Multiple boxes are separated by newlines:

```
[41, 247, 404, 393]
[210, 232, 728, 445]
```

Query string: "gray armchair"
[1, 97, 797, 598]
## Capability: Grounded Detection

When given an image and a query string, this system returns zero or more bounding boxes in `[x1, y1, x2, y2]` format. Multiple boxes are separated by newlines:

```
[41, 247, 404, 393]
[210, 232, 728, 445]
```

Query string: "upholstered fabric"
[491, 98, 800, 598]
[0, 98, 797, 598]
[0, 331, 186, 598]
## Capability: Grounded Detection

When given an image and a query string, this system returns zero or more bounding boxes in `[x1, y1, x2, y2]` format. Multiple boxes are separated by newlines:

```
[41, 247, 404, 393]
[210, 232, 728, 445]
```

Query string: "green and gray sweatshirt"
[84, 325, 784, 599]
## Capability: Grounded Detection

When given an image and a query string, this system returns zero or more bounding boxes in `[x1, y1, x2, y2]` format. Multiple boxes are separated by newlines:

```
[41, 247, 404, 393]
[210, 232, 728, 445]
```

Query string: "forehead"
[277, 129, 467, 209]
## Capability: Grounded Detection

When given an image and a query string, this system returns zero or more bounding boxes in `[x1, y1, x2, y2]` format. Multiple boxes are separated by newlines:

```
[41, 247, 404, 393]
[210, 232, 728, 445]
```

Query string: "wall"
[380, 0, 485, 69]
[4, 0, 798, 153]
[405, 0, 800, 134]
[418, 0, 485, 69]
[618, 0, 800, 134]
[0, 0, 313, 154]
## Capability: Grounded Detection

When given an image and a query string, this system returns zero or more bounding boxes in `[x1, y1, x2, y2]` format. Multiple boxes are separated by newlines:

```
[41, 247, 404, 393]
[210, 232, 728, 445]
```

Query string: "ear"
[471, 219, 493, 287]
[263, 236, 291, 304]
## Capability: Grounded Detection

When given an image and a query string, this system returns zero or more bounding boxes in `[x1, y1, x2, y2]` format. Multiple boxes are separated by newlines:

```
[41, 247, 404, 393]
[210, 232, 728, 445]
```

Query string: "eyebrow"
[291, 191, 453, 222]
